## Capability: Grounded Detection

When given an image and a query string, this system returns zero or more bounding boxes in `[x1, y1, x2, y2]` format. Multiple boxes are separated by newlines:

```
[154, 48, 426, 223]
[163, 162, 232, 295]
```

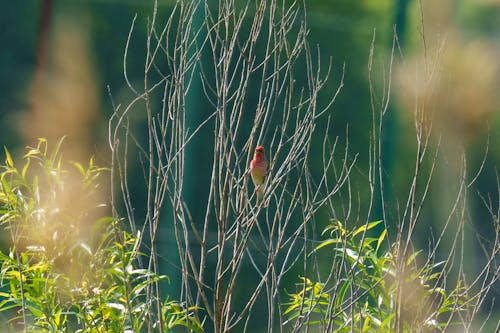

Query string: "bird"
[250, 145, 268, 206]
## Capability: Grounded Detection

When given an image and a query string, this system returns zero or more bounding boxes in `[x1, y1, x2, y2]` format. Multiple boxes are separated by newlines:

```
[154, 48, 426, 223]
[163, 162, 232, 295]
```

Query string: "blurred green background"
[1, 0, 499, 331]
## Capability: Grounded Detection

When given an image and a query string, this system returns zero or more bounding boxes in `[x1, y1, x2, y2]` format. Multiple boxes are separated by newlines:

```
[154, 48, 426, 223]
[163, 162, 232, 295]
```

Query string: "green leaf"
[71, 161, 86, 176]
[313, 238, 342, 252]
[353, 220, 383, 237]
[406, 250, 422, 266]
[4, 147, 14, 168]
[283, 301, 300, 315]
[362, 316, 371, 332]
[376, 228, 387, 253]
[335, 280, 350, 308]
[21, 158, 31, 179]
[322, 220, 346, 236]
[48, 136, 66, 166]
[379, 313, 395, 328]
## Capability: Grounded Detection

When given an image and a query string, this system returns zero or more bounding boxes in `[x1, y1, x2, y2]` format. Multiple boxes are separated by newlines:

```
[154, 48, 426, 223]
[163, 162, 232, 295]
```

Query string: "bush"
[0, 138, 202, 332]
[284, 220, 470, 332]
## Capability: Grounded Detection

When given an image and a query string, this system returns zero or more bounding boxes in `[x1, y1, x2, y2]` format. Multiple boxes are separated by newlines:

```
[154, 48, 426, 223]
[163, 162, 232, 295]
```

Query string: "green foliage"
[284, 220, 469, 332]
[283, 277, 330, 326]
[0, 139, 203, 332]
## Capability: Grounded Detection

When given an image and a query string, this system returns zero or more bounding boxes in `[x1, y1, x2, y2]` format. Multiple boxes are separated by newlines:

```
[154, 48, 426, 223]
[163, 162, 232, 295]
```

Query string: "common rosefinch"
[250, 145, 268, 206]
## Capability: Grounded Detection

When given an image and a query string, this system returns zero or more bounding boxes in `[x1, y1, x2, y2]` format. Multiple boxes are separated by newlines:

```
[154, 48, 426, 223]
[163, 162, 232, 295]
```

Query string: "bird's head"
[254, 145, 266, 159]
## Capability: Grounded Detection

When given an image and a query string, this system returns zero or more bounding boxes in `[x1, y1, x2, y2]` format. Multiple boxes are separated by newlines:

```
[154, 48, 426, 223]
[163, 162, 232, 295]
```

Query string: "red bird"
[250, 145, 268, 206]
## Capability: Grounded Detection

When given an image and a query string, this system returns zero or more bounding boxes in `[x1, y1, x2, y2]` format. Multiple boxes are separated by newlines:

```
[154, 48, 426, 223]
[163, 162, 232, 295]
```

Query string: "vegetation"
[1, 139, 497, 332]
[0, 139, 202, 332]
[284, 220, 470, 332]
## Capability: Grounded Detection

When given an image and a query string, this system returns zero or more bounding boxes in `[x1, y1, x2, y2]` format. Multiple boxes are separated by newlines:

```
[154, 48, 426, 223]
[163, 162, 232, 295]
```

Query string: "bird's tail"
[257, 186, 267, 207]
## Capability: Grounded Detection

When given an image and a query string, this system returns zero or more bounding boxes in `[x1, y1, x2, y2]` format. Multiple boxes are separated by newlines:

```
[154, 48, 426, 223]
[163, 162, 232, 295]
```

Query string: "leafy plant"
[284, 220, 470, 332]
[283, 277, 330, 328]
[0, 138, 203, 332]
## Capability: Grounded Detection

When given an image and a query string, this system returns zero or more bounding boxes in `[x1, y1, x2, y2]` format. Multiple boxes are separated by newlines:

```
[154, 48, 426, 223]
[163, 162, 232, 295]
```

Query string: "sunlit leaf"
[376, 228, 387, 253]
[313, 238, 342, 252]
[353, 220, 382, 237]
[4, 147, 14, 168]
